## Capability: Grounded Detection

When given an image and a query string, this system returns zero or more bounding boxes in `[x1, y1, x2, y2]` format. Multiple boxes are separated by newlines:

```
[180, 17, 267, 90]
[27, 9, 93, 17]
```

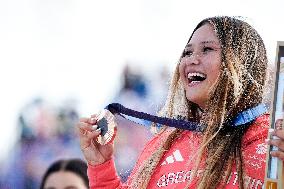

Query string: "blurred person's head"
[40, 159, 89, 189]
[121, 64, 148, 98]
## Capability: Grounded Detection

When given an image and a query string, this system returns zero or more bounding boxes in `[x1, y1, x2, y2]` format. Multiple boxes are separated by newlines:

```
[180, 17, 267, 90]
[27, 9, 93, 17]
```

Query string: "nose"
[185, 53, 201, 65]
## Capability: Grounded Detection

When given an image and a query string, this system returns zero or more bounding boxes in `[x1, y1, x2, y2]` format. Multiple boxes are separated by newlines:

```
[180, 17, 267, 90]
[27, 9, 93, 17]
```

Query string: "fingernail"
[90, 118, 96, 124]
[269, 128, 275, 133]
[92, 125, 97, 130]
[95, 128, 101, 133]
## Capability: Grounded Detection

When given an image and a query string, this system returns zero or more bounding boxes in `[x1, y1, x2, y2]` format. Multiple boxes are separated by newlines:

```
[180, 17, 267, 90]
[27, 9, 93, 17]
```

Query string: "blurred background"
[0, 0, 283, 188]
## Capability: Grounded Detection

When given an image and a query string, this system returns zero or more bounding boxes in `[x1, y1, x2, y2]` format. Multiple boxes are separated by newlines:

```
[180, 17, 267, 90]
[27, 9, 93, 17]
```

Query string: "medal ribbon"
[105, 103, 267, 131]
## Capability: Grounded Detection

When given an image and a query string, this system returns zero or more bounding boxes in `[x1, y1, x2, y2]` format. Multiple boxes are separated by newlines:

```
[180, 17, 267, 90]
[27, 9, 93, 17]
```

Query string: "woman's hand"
[266, 129, 284, 160]
[77, 114, 114, 166]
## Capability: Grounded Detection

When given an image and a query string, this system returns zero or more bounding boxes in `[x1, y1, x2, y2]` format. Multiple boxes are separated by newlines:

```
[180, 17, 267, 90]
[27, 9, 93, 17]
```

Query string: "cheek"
[212, 66, 221, 80]
[208, 60, 221, 83]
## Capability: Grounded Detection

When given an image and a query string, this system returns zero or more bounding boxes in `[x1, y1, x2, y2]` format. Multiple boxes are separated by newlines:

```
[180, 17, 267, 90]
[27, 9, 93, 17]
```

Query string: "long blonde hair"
[129, 16, 268, 189]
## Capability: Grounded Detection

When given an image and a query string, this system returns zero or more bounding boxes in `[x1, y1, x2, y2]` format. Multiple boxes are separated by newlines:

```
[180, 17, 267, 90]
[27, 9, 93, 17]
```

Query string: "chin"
[185, 94, 205, 108]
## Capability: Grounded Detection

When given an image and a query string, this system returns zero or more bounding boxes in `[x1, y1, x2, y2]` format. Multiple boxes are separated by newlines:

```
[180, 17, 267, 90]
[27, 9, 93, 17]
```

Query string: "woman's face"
[179, 23, 222, 109]
[44, 171, 87, 189]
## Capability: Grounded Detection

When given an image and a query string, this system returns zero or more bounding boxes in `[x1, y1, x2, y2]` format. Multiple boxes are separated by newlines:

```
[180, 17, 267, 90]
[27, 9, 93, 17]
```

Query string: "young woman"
[78, 16, 273, 188]
[40, 159, 89, 189]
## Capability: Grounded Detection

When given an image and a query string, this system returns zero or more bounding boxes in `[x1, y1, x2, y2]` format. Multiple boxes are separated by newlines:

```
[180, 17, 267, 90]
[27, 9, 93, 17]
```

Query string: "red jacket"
[88, 114, 269, 188]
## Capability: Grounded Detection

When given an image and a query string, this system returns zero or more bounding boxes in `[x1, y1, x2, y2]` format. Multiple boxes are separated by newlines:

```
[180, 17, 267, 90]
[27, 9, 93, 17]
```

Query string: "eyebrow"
[186, 41, 219, 48]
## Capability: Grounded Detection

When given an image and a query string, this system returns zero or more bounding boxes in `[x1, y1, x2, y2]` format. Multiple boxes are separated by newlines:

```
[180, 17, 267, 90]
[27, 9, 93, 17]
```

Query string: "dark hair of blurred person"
[40, 159, 89, 189]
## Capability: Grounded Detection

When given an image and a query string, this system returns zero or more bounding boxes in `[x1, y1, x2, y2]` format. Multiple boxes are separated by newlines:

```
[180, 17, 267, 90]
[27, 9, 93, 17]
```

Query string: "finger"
[89, 117, 98, 125]
[77, 122, 97, 134]
[80, 128, 102, 148]
[86, 128, 102, 141]
[80, 117, 90, 123]
[270, 150, 284, 161]
[267, 139, 284, 152]
[79, 127, 102, 148]
[91, 114, 98, 118]
[89, 114, 99, 124]
[273, 129, 284, 140]
[80, 117, 97, 125]
[76, 125, 92, 137]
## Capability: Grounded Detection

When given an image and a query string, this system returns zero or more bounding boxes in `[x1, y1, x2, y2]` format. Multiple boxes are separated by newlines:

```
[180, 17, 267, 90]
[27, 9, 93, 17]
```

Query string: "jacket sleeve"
[88, 158, 125, 189]
[87, 131, 165, 189]
[241, 114, 269, 188]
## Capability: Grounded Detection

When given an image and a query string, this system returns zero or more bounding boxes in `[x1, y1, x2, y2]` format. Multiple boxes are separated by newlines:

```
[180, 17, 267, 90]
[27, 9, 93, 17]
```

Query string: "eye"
[182, 50, 193, 57]
[203, 46, 214, 53]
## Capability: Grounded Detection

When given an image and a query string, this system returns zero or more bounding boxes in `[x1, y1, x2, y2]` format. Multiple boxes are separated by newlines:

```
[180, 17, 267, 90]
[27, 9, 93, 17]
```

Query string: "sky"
[0, 0, 283, 162]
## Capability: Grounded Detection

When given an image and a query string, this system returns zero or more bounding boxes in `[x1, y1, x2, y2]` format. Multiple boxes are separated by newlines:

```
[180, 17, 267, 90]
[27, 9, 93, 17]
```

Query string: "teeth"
[191, 81, 201, 84]
[187, 72, 206, 79]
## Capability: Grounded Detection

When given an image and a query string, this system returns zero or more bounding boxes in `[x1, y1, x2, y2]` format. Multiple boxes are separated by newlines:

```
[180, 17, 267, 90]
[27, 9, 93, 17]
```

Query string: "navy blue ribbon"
[105, 103, 267, 132]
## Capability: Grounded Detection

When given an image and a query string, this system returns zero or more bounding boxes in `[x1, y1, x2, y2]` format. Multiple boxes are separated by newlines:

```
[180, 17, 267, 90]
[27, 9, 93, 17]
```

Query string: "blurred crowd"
[0, 98, 83, 189]
[0, 63, 170, 189]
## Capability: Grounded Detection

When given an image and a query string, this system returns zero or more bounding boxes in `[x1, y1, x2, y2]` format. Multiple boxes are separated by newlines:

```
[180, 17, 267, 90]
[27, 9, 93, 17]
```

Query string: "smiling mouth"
[187, 72, 206, 84]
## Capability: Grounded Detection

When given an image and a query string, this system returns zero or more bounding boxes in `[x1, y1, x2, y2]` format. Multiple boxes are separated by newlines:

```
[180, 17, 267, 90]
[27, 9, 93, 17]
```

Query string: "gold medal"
[96, 109, 117, 145]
